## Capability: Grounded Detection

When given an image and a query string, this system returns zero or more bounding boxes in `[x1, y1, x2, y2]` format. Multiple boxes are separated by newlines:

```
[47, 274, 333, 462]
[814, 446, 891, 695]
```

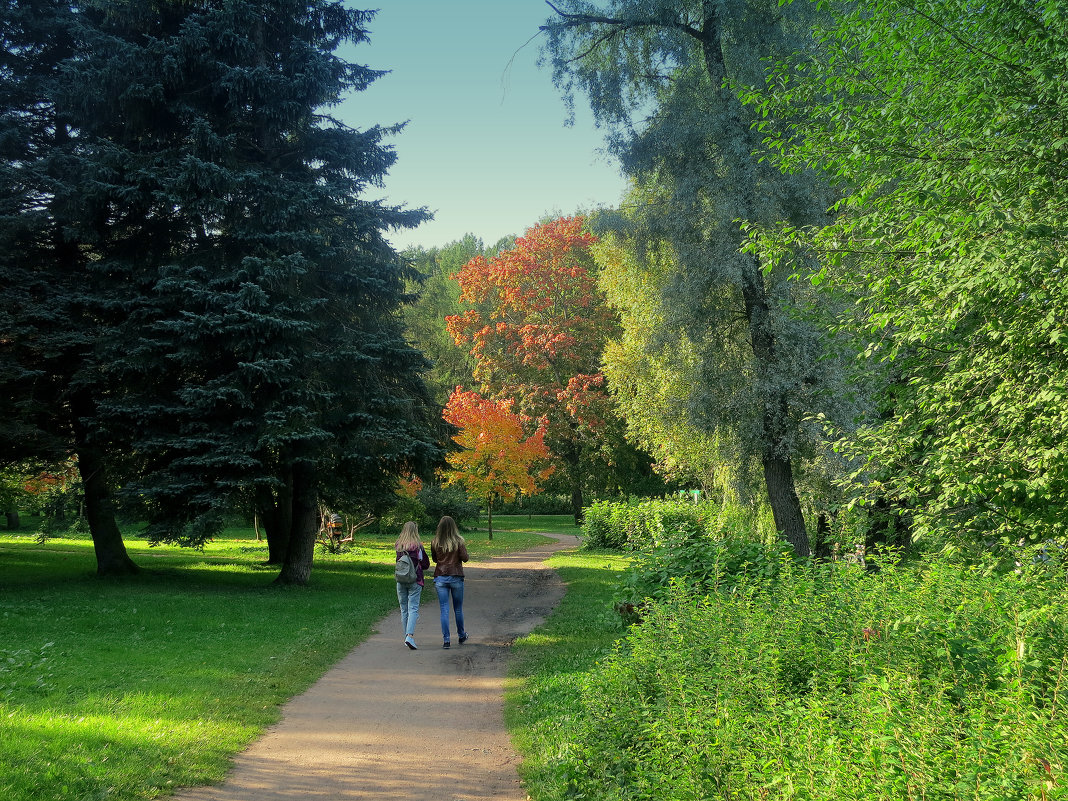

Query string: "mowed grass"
[504, 547, 632, 800]
[0, 519, 554, 801]
[473, 513, 584, 539]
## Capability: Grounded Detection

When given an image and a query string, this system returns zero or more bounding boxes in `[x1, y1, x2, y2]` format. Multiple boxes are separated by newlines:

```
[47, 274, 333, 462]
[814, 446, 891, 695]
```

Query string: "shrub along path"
[172, 533, 578, 801]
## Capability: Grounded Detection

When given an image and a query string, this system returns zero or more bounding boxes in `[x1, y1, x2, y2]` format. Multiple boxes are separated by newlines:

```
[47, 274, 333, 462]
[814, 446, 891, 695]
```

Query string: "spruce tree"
[0, 0, 439, 582]
[93, 0, 440, 585]
[0, 0, 140, 574]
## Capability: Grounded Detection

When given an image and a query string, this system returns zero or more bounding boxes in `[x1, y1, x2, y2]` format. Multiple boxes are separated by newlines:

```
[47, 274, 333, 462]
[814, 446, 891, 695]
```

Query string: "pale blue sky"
[338, 1, 627, 251]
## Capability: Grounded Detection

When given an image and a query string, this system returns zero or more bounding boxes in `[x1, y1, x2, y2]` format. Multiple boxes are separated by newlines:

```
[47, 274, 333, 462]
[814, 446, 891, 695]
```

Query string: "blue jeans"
[434, 576, 466, 642]
[397, 582, 422, 638]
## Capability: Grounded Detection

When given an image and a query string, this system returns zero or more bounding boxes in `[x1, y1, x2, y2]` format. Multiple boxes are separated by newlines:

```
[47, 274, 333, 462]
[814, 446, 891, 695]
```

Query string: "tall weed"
[614, 521, 794, 613]
[553, 556, 1068, 800]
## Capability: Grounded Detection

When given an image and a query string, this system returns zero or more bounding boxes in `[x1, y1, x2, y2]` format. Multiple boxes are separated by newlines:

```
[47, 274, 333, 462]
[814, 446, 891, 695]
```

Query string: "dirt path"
[173, 533, 578, 801]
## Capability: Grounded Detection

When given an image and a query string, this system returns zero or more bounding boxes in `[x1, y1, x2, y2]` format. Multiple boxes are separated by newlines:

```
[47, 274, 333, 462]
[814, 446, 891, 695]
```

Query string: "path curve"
[173, 533, 578, 801]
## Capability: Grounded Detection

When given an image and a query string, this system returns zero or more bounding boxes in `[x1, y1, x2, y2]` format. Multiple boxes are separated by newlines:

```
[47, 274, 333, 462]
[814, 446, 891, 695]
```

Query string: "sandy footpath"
[172, 533, 578, 801]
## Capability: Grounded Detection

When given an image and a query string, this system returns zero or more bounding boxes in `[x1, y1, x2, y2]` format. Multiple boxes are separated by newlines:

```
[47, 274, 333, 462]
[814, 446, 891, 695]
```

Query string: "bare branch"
[542, 0, 704, 44]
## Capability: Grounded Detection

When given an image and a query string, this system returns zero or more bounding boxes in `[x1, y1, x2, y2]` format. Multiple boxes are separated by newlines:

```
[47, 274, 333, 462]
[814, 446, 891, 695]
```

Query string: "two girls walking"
[394, 515, 469, 649]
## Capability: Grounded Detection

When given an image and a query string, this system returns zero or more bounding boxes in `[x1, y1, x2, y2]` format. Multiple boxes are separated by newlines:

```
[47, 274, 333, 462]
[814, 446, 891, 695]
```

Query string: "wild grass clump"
[545, 554, 1068, 800]
[613, 520, 793, 617]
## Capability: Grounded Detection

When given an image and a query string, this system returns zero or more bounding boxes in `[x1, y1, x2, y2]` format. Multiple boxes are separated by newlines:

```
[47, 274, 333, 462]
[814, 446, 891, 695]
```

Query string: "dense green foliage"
[557, 556, 1067, 800]
[593, 229, 732, 492]
[542, 1, 866, 555]
[513, 502, 1068, 801]
[746, 0, 1068, 546]
[401, 235, 483, 405]
[583, 497, 775, 549]
[506, 548, 634, 797]
[583, 498, 718, 550]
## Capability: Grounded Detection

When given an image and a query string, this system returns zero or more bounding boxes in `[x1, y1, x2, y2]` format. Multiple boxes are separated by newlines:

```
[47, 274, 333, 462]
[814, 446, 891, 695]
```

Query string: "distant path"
[173, 533, 578, 801]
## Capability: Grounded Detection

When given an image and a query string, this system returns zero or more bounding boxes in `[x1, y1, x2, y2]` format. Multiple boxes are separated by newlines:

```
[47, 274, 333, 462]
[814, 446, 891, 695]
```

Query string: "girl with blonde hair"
[395, 521, 430, 650]
[430, 515, 469, 648]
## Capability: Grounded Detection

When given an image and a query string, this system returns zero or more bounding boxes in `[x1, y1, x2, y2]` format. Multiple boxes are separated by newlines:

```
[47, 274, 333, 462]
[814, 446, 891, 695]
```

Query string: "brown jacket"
[431, 542, 468, 577]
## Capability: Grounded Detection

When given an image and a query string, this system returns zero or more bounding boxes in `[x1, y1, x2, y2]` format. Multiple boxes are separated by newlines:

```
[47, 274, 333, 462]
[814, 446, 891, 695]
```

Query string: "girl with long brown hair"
[430, 515, 469, 648]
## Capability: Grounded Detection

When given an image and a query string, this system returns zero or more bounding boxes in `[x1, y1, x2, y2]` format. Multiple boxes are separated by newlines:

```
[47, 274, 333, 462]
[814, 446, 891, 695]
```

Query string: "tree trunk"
[701, 16, 810, 557]
[70, 395, 139, 576]
[762, 451, 809, 557]
[740, 268, 810, 556]
[5, 510, 19, 530]
[257, 478, 292, 565]
[487, 496, 494, 541]
[571, 483, 584, 525]
[865, 497, 912, 554]
[813, 512, 833, 561]
[273, 461, 318, 586]
[562, 436, 585, 524]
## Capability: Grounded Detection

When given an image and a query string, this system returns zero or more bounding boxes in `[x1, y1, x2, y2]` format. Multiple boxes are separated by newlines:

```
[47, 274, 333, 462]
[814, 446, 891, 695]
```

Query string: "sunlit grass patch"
[505, 548, 632, 798]
[477, 514, 583, 539]
[0, 522, 552, 801]
[0, 521, 557, 800]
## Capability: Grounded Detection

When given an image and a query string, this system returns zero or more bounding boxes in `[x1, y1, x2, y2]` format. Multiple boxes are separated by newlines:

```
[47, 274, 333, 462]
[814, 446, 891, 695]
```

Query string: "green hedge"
[582, 498, 724, 550]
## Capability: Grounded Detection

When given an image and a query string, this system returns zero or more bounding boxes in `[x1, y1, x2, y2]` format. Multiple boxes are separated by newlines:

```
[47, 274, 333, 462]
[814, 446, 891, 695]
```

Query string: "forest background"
[2, 0, 1068, 798]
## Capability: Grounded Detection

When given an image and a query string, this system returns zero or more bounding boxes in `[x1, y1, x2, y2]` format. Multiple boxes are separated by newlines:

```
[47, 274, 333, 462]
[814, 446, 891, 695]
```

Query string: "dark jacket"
[431, 542, 469, 578]
[397, 545, 431, 586]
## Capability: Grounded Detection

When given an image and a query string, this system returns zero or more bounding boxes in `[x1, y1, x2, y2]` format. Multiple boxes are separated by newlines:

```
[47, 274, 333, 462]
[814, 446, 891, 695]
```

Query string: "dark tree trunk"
[813, 511, 833, 561]
[741, 269, 810, 557]
[77, 445, 139, 575]
[762, 451, 809, 557]
[865, 497, 912, 553]
[273, 461, 318, 586]
[5, 510, 19, 530]
[257, 476, 292, 565]
[487, 496, 494, 541]
[70, 394, 139, 576]
[562, 436, 585, 525]
[571, 484, 584, 525]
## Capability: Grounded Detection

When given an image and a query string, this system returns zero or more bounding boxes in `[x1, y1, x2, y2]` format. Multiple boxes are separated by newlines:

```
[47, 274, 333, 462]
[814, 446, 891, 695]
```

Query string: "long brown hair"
[432, 515, 465, 553]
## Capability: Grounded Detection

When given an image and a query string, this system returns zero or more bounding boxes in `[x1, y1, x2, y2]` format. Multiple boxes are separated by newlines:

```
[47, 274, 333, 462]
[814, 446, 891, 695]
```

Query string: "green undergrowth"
[510, 548, 1068, 800]
[0, 523, 552, 801]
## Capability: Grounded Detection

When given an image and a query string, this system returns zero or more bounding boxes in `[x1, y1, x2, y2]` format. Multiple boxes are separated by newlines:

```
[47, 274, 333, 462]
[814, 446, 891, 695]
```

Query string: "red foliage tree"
[446, 216, 618, 520]
[442, 389, 552, 539]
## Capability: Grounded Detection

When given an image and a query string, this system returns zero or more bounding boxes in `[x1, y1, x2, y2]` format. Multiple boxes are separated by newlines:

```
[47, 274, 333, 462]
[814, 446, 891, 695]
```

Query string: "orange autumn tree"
[446, 216, 618, 521]
[442, 389, 552, 540]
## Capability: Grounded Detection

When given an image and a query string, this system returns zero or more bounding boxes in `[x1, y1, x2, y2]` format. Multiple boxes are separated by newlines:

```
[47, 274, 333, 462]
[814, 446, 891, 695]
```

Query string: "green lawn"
[505, 547, 633, 801]
[0, 520, 556, 801]
[472, 513, 584, 539]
